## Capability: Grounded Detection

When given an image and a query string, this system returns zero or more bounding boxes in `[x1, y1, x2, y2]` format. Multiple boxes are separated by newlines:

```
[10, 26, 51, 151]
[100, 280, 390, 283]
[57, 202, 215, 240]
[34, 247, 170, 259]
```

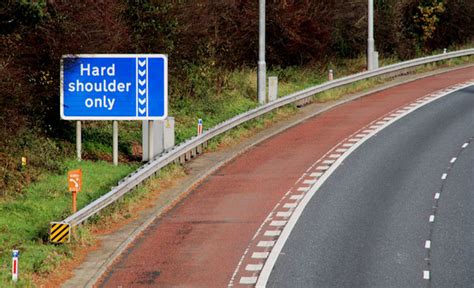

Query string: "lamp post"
[367, 0, 375, 70]
[258, 0, 266, 104]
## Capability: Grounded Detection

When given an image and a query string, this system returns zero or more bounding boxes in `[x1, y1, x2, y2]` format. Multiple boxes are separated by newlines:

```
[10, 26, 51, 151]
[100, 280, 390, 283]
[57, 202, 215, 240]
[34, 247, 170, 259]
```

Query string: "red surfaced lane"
[98, 67, 474, 287]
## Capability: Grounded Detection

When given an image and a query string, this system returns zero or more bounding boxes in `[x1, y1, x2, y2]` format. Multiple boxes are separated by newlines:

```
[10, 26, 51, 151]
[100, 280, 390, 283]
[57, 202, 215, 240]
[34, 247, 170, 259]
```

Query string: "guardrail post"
[148, 120, 154, 162]
[329, 70, 334, 81]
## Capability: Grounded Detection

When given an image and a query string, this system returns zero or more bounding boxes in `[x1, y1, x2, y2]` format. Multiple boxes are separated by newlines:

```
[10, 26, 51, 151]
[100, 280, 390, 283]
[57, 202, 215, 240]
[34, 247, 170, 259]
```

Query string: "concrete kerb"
[62, 63, 474, 288]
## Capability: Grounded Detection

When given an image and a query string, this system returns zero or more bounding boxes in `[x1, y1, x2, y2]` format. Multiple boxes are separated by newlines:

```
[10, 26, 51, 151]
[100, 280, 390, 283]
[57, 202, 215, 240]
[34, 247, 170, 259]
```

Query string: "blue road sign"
[61, 54, 167, 120]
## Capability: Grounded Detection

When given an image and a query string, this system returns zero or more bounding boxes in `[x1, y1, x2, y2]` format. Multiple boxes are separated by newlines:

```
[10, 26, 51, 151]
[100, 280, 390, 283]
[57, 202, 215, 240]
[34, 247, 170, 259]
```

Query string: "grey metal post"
[368, 0, 375, 70]
[113, 120, 118, 166]
[76, 121, 82, 161]
[258, 0, 266, 104]
[148, 120, 154, 161]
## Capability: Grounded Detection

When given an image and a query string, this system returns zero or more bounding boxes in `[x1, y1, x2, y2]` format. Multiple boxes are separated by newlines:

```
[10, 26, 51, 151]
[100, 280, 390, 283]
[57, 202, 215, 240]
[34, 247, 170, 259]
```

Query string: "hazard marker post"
[68, 169, 82, 213]
[197, 119, 203, 135]
[12, 250, 19, 282]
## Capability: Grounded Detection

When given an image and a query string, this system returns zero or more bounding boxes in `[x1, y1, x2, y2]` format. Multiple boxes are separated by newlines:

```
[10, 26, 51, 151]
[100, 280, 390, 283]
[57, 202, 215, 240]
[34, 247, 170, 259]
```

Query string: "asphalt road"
[268, 86, 474, 287]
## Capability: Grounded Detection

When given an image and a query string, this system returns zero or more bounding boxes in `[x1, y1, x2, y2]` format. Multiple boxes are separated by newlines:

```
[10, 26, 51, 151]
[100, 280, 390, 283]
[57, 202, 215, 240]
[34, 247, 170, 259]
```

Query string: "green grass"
[0, 160, 137, 286]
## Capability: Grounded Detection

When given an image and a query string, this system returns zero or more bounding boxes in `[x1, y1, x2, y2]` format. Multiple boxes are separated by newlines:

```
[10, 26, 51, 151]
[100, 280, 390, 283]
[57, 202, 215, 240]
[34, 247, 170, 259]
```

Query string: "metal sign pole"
[113, 120, 118, 166]
[148, 120, 154, 161]
[368, 0, 375, 70]
[76, 121, 82, 161]
[258, 0, 266, 104]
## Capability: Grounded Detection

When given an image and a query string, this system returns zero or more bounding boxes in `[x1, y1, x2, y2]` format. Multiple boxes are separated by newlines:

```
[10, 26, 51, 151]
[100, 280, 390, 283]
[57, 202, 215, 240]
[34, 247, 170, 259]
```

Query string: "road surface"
[97, 67, 474, 287]
[267, 85, 474, 287]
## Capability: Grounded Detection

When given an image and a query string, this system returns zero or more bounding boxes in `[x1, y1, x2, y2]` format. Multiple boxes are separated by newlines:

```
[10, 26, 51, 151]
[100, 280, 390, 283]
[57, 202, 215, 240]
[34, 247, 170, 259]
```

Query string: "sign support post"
[148, 120, 154, 161]
[76, 121, 82, 161]
[113, 120, 118, 166]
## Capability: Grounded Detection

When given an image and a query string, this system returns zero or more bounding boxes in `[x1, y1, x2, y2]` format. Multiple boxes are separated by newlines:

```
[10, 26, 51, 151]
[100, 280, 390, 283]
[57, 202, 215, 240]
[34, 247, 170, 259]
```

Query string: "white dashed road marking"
[425, 240, 431, 249]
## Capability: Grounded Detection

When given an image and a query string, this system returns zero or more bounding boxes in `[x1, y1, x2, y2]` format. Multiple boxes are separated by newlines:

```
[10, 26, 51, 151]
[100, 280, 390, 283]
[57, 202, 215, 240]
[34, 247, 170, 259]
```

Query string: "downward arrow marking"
[138, 79, 146, 86]
[139, 89, 145, 95]
[138, 60, 146, 67]
[138, 98, 146, 105]
[138, 70, 146, 77]
[139, 108, 146, 115]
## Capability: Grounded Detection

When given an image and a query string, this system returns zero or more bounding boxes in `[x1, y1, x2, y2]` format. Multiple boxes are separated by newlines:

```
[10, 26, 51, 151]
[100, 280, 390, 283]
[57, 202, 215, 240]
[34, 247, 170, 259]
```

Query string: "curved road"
[97, 67, 474, 287]
[268, 86, 474, 287]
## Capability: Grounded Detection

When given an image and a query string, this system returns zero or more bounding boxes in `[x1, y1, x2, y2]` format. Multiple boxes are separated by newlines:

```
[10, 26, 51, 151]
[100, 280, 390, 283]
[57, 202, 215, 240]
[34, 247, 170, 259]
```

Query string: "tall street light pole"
[258, 0, 266, 104]
[367, 0, 375, 70]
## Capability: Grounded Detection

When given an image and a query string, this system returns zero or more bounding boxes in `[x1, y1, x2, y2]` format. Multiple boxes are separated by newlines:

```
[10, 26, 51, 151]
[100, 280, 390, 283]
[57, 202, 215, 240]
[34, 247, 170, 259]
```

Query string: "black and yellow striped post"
[49, 222, 71, 244]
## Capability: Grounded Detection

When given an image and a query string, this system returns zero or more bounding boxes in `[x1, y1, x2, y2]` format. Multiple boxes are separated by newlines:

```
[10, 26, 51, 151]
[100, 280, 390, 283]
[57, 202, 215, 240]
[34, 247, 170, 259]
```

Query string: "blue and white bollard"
[12, 250, 19, 282]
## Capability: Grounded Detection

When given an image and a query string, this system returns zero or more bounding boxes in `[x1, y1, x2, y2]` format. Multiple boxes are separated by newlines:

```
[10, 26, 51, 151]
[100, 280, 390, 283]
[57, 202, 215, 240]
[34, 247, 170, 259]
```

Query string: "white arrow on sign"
[69, 179, 79, 189]
[138, 70, 146, 77]
[138, 60, 146, 67]
[139, 79, 146, 86]
[138, 98, 146, 105]
[139, 108, 146, 115]
[139, 89, 146, 95]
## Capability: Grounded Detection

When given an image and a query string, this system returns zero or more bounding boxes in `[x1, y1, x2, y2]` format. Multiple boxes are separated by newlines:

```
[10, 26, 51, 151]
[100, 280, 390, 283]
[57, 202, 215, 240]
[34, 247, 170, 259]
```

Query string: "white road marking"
[257, 241, 275, 247]
[316, 165, 330, 170]
[348, 138, 360, 142]
[323, 160, 335, 165]
[362, 129, 373, 134]
[423, 270, 430, 280]
[462, 143, 469, 148]
[303, 179, 317, 185]
[264, 230, 282, 237]
[336, 148, 347, 153]
[435, 193, 440, 199]
[297, 186, 310, 192]
[441, 173, 447, 180]
[369, 125, 380, 129]
[355, 133, 368, 138]
[425, 240, 431, 249]
[342, 143, 354, 148]
[240, 276, 258, 284]
[276, 211, 292, 218]
[451, 157, 457, 163]
[252, 252, 269, 259]
[329, 154, 341, 158]
[310, 172, 323, 177]
[429, 215, 435, 222]
[283, 203, 298, 209]
[270, 220, 287, 227]
[246, 264, 263, 271]
[290, 194, 304, 200]
[383, 117, 394, 121]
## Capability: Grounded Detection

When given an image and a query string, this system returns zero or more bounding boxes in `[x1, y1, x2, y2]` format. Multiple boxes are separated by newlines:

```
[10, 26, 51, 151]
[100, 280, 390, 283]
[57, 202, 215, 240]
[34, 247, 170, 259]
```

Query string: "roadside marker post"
[68, 169, 82, 213]
[12, 250, 19, 282]
[49, 222, 71, 244]
[197, 119, 203, 135]
[329, 70, 334, 81]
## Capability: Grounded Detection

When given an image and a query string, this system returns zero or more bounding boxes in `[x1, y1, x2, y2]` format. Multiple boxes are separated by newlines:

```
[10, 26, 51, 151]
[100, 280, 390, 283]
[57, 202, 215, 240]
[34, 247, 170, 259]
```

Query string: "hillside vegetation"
[1, 0, 473, 198]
